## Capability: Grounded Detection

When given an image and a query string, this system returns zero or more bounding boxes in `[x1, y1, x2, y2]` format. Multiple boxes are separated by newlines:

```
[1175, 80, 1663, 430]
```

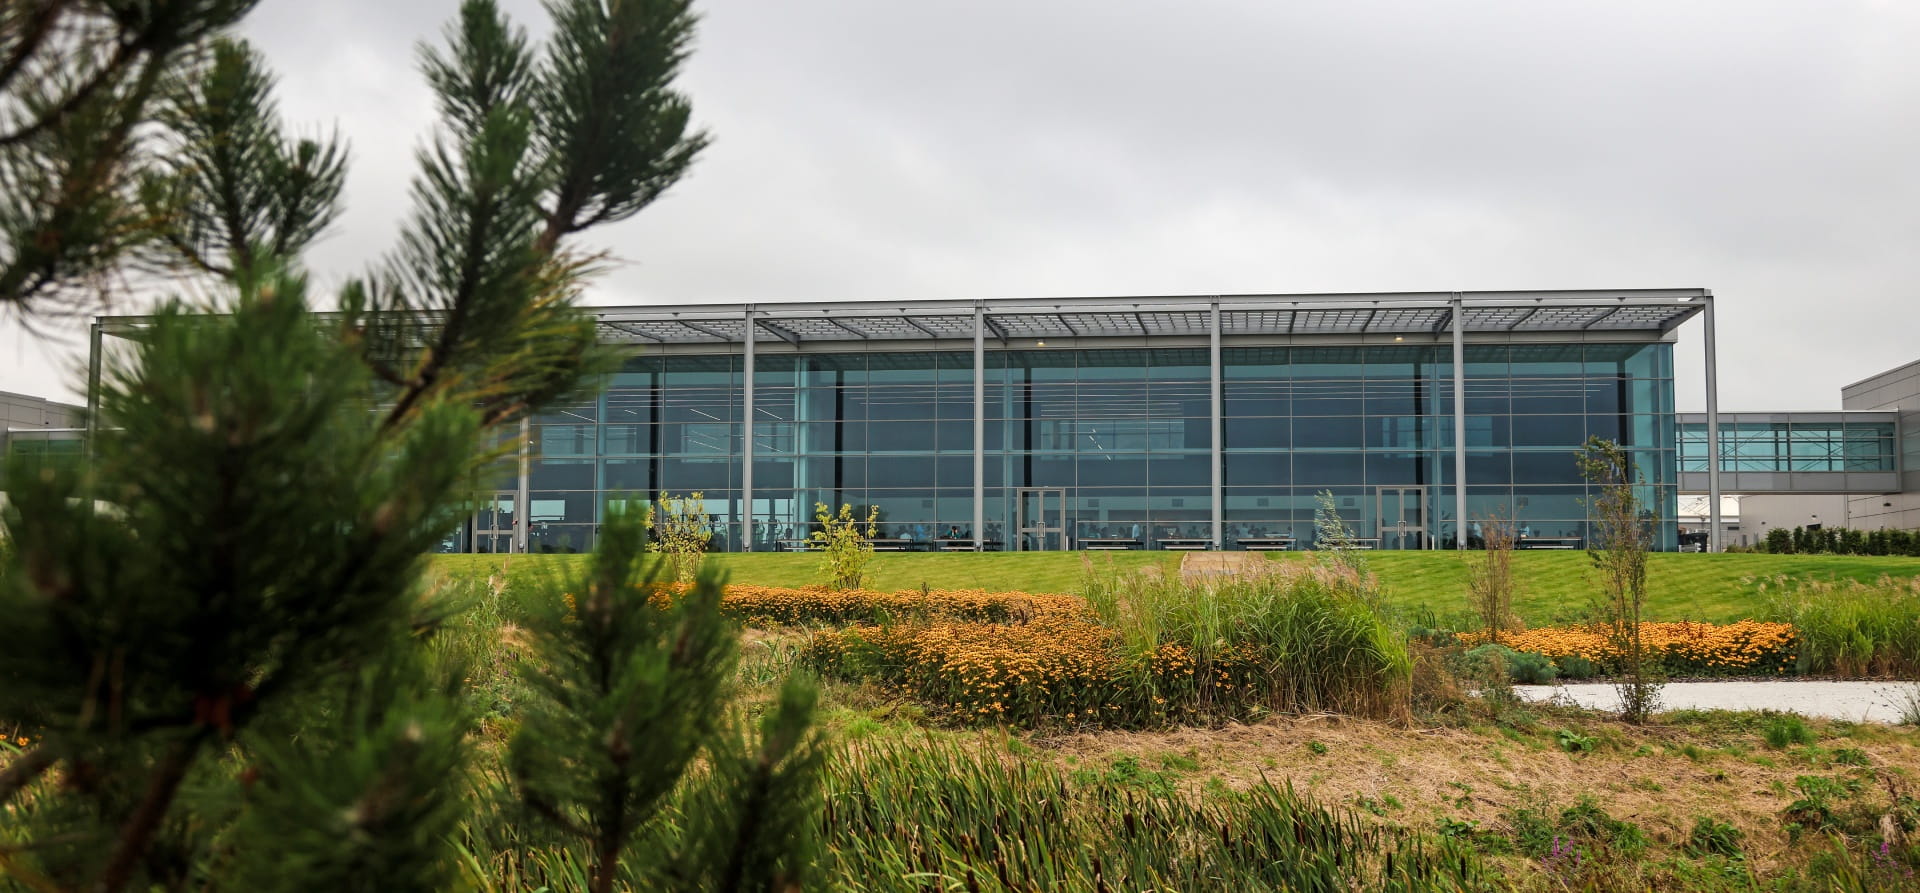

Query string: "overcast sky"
[4, 0, 1917, 410]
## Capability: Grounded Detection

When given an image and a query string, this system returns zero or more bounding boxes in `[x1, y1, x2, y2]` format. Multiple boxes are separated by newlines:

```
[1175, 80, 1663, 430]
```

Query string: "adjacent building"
[1841, 360, 1920, 532]
[0, 390, 85, 471]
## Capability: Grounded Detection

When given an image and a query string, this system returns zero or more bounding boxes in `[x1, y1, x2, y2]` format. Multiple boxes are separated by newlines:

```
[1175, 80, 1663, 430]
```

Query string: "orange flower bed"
[635, 583, 1087, 626]
[1458, 620, 1797, 675]
[805, 618, 1242, 728]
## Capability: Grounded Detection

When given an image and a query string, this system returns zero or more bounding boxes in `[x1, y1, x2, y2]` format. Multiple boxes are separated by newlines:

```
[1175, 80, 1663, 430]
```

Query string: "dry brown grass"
[1031, 709, 1920, 869]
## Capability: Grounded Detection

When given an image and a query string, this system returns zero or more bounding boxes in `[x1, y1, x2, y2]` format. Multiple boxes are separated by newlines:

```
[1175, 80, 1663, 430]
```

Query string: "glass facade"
[499, 340, 1678, 552]
[1679, 420, 1897, 473]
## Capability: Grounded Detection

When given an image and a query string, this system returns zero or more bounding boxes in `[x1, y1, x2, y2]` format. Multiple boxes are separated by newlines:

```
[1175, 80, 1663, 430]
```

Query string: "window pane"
[1225, 454, 1290, 486]
[602, 458, 650, 492]
[1295, 416, 1364, 448]
[1224, 416, 1290, 450]
[1149, 453, 1211, 486]
[531, 459, 594, 490]
[1293, 452, 1365, 485]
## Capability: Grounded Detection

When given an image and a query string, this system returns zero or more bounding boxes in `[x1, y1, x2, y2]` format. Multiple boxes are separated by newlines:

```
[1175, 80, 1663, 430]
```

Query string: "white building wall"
[1, 390, 84, 431]
[1843, 359, 1920, 531]
[1738, 493, 1850, 541]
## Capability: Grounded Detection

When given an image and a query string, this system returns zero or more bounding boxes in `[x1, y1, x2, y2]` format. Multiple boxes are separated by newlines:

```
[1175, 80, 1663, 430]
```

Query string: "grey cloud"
[5, 0, 1917, 411]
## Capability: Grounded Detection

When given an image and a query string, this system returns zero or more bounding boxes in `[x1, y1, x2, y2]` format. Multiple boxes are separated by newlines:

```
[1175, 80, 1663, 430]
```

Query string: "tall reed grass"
[1759, 575, 1920, 677]
[816, 741, 1488, 891]
[455, 740, 1489, 892]
[1082, 557, 1412, 720]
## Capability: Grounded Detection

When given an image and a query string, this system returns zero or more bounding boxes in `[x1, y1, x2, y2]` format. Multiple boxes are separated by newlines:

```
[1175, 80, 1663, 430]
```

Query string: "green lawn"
[431, 550, 1920, 626]
[1266, 551, 1920, 625]
[432, 550, 1179, 605]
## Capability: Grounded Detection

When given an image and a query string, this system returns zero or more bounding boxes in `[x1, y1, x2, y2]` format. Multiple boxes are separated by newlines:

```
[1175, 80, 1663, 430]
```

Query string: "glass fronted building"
[470, 290, 1714, 553]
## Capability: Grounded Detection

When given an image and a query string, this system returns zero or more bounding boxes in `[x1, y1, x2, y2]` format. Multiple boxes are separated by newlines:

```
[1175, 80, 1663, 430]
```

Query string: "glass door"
[472, 492, 518, 553]
[1015, 487, 1066, 551]
[1375, 486, 1428, 550]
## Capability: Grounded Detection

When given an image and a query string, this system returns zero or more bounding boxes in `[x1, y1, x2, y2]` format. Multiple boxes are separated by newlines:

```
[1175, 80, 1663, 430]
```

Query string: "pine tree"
[0, 2, 820, 889]
[509, 510, 823, 893]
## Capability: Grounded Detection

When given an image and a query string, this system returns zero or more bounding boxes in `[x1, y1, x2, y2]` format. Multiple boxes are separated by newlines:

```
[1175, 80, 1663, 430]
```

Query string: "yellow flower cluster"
[805, 618, 1241, 727]
[641, 583, 1087, 626]
[1459, 620, 1797, 675]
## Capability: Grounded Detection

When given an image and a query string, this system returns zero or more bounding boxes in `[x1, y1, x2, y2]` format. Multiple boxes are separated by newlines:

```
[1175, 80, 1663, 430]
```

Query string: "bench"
[1157, 537, 1214, 551]
[1237, 537, 1296, 551]
[1518, 537, 1581, 550]
[775, 538, 815, 552]
[934, 538, 1000, 552]
[1080, 537, 1143, 551]
[868, 538, 915, 552]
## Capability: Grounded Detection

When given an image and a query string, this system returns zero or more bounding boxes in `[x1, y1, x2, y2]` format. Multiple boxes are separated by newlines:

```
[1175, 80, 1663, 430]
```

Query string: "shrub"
[1578, 436, 1662, 724]
[1557, 654, 1600, 680]
[1469, 511, 1521, 645]
[652, 491, 713, 582]
[1507, 651, 1560, 684]
[812, 502, 879, 591]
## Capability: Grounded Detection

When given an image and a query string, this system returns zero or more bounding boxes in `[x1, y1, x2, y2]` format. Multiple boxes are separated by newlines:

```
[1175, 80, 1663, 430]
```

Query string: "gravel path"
[1514, 680, 1919, 724]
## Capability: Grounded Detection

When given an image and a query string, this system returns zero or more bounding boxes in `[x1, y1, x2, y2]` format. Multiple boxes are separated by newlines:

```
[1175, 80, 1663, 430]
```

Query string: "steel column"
[1703, 292, 1722, 553]
[742, 307, 756, 551]
[1451, 296, 1468, 550]
[86, 321, 102, 460]
[516, 417, 531, 554]
[1209, 301, 1224, 550]
[973, 304, 986, 551]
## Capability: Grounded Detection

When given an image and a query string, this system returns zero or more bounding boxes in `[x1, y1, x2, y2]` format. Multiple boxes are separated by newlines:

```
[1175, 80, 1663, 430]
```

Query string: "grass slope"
[432, 550, 1179, 604]
[1267, 551, 1920, 625]
[430, 550, 1920, 625]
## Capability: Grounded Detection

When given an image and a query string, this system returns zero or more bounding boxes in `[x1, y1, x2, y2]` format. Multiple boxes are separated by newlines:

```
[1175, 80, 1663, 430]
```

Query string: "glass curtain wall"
[1223, 344, 1675, 549]
[510, 341, 1678, 553]
[1679, 420, 1897, 472]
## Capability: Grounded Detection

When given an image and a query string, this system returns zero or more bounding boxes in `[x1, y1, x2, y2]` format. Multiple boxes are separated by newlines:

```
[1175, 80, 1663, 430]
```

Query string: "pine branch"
[98, 729, 210, 893]
[0, 0, 64, 96]
[0, 37, 168, 309]
[0, 38, 139, 148]
[380, 179, 498, 431]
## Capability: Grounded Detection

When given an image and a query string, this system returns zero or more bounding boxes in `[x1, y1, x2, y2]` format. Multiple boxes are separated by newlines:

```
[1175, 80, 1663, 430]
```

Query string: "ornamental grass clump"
[1759, 575, 1920, 677]
[1084, 557, 1412, 721]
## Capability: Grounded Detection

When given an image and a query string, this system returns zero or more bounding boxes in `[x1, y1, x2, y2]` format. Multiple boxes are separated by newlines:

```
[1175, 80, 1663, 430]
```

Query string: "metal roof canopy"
[588, 289, 1709, 346]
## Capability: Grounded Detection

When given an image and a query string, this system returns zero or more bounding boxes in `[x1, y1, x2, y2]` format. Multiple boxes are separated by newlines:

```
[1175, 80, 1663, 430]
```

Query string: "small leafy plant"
[1556, 728, 1598, 754]
[652, 491, 713, 582]
[1763, 713, 1816, 749]
[812, 502, 879, 591]
[1687, 816, 1744, 857]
